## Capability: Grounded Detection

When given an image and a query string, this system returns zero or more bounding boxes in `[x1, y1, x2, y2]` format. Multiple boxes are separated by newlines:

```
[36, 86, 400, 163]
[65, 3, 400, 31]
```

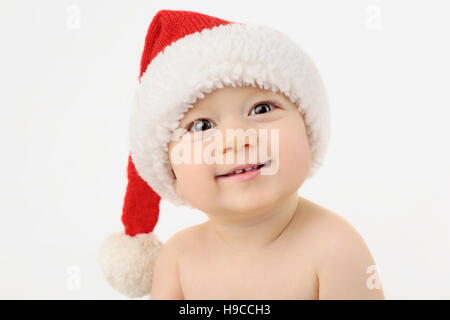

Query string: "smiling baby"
[100, 9, 385, 300]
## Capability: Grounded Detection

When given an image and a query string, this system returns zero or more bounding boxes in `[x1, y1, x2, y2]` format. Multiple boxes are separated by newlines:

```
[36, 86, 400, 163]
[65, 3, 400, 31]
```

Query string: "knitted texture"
[122, 154, 161, 236]
[139, 10, 232, 82]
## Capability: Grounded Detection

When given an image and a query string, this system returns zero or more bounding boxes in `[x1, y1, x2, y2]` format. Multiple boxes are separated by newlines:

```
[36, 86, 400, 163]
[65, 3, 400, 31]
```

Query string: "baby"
[100, 9, 385, 300]
[153, 85, 385, 300]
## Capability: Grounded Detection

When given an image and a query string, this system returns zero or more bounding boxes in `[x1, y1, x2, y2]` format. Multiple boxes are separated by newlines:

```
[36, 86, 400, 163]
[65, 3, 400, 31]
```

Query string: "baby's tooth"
[244, 167, 252, 172]
[234, 169, 243, 174]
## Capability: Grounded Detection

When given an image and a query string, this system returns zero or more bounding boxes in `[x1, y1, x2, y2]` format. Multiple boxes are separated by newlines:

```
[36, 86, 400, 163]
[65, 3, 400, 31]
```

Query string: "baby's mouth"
[215, 160, 271, 178]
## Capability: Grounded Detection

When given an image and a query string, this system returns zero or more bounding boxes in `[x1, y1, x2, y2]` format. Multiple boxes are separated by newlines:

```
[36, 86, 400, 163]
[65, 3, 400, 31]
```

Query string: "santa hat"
[99, 9, 330, 298]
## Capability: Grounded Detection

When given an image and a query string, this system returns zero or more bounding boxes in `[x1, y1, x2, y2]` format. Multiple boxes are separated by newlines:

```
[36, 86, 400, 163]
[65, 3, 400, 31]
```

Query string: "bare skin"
[150, 85, 385, 300]
[160, 196, 384, 300]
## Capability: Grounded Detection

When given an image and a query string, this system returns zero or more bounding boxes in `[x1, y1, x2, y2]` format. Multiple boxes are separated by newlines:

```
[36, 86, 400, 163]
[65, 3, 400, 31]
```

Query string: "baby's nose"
[218, 126, 258, 155]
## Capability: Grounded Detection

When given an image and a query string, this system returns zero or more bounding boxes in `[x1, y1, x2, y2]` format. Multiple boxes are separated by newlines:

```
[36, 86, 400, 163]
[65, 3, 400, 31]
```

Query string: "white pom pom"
[99, 232, 163, 298]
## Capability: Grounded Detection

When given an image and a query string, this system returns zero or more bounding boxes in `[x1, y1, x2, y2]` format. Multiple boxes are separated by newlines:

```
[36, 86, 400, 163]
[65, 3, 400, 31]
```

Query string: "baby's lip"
[215, 159, 271, 177]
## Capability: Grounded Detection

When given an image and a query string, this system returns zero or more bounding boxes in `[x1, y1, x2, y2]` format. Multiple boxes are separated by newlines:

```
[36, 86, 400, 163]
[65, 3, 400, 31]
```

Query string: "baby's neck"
[205, 193, 301, 251]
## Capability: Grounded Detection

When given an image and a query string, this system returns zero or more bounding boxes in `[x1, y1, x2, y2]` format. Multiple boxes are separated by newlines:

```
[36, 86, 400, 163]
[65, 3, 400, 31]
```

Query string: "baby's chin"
[215, 189, 282, 216]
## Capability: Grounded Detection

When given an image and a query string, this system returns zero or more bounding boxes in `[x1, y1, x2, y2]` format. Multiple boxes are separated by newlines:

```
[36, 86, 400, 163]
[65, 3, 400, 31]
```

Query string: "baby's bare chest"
[178, 243, 318, 300]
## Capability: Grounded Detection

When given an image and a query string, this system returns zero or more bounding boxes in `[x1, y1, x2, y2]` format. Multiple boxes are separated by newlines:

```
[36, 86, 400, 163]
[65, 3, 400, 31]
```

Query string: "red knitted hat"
[100, 9, 330, 298]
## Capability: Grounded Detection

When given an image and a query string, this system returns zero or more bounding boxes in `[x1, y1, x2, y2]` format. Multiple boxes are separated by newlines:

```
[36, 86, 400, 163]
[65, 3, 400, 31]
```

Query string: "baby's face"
[168, 85, 311, 216]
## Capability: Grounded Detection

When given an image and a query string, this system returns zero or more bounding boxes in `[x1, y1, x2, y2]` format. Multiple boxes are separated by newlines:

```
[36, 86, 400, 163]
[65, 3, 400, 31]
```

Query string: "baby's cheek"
[278, 125, 311, 184]
[175, 164, 218, 208]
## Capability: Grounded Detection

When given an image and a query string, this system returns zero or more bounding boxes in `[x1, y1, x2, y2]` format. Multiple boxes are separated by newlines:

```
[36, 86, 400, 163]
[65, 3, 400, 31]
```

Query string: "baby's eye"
[249, 102, 276, 116]
[188, 119, 216, 132]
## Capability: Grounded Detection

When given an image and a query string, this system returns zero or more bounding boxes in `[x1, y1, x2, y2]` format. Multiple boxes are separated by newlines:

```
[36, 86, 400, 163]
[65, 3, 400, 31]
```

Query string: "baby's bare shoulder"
[165, 222, 208, 252]
[299, 198, 362, 239]
[291, 198, 372, 269]
[289, 198, 350, 241]
[297, 198, 384, 299]
[296, 198, 371, 258]
[150, 225, 200, 299]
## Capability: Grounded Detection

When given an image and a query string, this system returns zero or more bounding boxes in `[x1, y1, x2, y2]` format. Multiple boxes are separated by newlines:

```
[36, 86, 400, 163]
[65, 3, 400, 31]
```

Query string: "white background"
[1, 0, 449, 299]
